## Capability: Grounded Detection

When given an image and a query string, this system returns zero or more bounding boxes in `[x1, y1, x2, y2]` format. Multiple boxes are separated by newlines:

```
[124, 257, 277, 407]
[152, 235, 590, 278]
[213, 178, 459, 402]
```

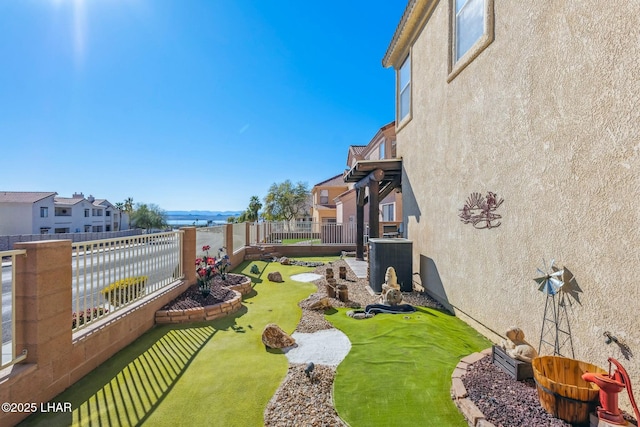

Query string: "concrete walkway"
[343, 257, 368, 279]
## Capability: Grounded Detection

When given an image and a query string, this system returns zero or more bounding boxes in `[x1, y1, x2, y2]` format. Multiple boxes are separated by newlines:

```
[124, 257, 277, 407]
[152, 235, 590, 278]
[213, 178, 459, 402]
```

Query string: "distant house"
[0, 191, 128, 235]
[340, 121, 402, 236]
[383, 0, 640, 381]
[311, 174, 349, 224]
[0, 192, 57, 235]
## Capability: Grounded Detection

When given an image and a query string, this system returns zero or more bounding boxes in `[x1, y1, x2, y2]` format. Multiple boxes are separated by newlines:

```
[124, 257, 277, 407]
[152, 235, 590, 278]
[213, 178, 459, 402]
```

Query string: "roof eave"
[382, 0, 439, 68]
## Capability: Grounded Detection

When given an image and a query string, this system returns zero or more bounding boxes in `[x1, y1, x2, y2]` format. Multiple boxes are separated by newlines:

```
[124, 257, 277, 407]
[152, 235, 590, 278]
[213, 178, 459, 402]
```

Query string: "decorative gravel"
[462, 355, 572, 427]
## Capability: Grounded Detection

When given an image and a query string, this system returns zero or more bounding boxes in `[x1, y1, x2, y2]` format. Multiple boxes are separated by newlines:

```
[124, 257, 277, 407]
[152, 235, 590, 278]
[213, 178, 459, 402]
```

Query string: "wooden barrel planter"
[336, 284, 348, 302]
[325, 268, 334, 280]
[532, 355, 606, 425]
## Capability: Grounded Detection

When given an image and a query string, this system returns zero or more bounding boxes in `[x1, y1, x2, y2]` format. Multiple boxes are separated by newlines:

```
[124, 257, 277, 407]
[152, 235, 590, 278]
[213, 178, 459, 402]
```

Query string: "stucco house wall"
[386, 0, 640, 386]
[0, 204, 34, 235]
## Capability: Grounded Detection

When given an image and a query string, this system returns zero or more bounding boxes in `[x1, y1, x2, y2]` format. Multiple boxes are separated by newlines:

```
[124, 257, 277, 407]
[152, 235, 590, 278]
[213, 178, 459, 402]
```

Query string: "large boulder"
[267, 271, 284, 282]
[262, 323, 296, 349]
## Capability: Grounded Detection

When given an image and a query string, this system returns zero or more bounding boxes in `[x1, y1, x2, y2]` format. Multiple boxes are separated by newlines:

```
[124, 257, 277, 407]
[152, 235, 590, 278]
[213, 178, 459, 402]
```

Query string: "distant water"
[166, 215, 228, 227]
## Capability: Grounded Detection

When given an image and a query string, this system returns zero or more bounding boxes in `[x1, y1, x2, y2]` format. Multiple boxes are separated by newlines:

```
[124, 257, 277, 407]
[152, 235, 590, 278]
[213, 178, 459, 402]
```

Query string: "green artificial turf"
[327, 306, 491, 427]
[20, 259, 322, 427]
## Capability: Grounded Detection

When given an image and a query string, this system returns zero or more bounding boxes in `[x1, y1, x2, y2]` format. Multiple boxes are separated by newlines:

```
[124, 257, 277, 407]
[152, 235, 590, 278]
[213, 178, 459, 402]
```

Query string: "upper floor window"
[40, 207, 48, 218]
[379, 141, 385, 160]
[398, 55, 411, 123]
[85, 209, 90, 217]
[381, 203, 395, 222]
[448, 0, 494, 81]
[106, 210, 111, 216]
[320, 190, 329, 205]
[454, 0, 483, 61]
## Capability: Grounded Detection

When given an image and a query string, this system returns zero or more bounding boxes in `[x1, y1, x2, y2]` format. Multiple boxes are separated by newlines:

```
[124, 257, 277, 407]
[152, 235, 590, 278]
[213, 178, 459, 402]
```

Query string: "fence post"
[245, 222, 251, 247]
[180, 227, 197, 285]
[225, 223, 234, 253]
[13, 240, 72, 394]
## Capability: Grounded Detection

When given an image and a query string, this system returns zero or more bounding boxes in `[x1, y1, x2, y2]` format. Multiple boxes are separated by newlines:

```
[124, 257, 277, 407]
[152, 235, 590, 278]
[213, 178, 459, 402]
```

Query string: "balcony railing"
[1, 249, 28, 368]
[71, 231, 184, 332]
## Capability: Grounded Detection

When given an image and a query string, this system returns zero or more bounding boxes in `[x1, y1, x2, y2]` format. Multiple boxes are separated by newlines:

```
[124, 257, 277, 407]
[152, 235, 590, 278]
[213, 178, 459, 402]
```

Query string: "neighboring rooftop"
[0, 191, 56, 203]
[314, 174, 347, 187]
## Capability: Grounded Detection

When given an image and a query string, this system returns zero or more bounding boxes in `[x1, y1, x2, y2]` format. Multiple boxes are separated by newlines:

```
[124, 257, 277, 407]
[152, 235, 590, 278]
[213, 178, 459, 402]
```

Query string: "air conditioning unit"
[368, 238, 413, 293]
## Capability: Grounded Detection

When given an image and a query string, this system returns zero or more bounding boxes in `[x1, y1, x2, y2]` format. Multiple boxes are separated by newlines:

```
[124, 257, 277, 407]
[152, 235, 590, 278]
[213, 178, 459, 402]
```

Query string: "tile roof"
[54, 197, 84, 206]
[0, 191, 56, 203]
[314, 174, 347, 187]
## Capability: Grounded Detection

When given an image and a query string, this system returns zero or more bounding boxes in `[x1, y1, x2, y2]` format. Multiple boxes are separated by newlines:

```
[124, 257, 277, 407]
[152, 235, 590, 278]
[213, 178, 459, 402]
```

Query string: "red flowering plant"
[195, 245, 218, 296]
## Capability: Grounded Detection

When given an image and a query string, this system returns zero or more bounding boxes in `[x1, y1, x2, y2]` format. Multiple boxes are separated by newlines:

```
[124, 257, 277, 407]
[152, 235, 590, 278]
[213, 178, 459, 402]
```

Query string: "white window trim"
[381, 202, 395, 222]
[448, 0, 494, 82]
[396, 52, 412, 130]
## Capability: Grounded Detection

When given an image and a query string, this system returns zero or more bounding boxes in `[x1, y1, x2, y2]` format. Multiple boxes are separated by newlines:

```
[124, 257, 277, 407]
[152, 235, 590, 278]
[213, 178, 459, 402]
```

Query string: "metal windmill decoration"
[535, 259, 580, 357]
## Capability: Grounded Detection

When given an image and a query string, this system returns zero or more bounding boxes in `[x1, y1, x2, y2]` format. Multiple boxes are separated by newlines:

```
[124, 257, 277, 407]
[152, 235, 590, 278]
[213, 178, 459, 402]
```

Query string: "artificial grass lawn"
[20, 259, 324, 427]
[327, 306, 491, 427]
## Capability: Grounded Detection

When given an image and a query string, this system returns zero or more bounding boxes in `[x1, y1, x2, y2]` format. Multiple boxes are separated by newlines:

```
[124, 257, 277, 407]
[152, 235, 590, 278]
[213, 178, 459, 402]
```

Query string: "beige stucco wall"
[397, 0, 640, 388]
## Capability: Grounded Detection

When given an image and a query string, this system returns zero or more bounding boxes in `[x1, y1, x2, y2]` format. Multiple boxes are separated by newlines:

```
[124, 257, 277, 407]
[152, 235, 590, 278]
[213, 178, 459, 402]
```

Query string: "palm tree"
[115, 202, 124, 231]
[123, 197, 134, 229]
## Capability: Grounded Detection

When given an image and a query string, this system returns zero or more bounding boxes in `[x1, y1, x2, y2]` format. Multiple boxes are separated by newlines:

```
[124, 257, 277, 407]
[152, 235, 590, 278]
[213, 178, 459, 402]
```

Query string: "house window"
[454, 0, 484, 61]
[379, 141, 385, 160]
[320, 190, 329, 205]
[381, 203, 395, 221]
[40, 207, 48, 218]
[40, 228, 49, 234]
[54, 228, 69, 234]
[106, 211, 111, 217]
[449, 0, 494, 81]
[398, 55, 411, 123]
[85, 209, 90, 217]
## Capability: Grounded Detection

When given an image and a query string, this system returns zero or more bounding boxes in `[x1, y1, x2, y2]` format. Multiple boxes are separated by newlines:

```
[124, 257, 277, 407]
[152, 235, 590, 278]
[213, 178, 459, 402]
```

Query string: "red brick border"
[451, 348, 497, 427]
[155, 275, 252, 324]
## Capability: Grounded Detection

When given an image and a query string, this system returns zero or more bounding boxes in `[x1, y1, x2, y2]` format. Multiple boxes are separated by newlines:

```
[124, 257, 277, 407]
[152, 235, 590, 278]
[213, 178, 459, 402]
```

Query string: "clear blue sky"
[0, 0, 405, 211]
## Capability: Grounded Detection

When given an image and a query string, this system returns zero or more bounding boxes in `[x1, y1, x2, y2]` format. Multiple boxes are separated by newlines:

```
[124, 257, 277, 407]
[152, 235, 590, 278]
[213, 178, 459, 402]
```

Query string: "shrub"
[72, 307, 108, 329]
[101, 275, 148, 306]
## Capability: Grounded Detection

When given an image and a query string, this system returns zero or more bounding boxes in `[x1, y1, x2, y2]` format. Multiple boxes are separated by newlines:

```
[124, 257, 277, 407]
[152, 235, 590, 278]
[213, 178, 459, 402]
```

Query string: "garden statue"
[501, 327, 538, 363]
[380, 266, 403, 306]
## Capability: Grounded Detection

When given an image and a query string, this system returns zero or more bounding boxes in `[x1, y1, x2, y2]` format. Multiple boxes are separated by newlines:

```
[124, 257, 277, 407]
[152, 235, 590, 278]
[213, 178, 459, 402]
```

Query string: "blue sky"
[0, 0, 405, 211]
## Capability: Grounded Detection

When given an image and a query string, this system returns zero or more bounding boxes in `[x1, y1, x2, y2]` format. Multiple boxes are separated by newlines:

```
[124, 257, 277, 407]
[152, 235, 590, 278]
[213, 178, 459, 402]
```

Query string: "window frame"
[319, 189, 329, 205]
[381, 203, 395, 222]
[448, 0, 494, 82]
[396, 53, 412, 129]
[40, 207, 48, 218]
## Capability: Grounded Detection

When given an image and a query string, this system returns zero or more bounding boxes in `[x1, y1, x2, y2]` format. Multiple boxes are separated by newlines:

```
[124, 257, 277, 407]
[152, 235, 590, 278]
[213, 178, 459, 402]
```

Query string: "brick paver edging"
[451, 348, 496, 427]
[155, 276, 253, 324]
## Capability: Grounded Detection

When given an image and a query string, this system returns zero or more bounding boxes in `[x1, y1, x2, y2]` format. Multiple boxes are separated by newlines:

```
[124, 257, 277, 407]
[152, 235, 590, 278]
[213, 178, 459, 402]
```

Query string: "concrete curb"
[451, 348, 497, 427]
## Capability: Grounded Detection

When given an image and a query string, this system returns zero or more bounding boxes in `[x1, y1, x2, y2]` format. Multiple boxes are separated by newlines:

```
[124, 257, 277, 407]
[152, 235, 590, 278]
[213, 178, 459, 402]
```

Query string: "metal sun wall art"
[459, 191, 504, 229]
